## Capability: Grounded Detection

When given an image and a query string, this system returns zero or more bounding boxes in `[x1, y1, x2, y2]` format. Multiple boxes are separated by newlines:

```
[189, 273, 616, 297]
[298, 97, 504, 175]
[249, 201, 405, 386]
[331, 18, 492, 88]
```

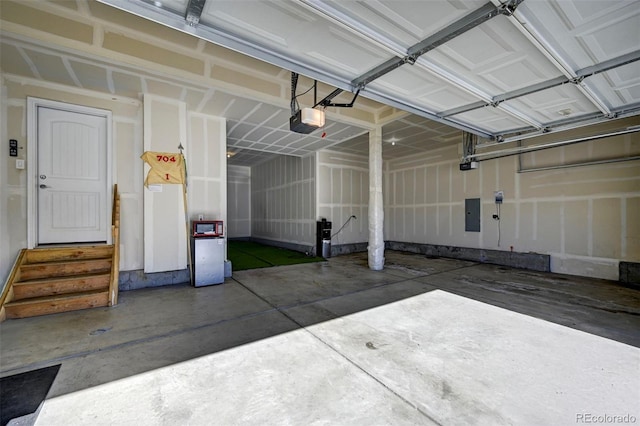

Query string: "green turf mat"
[228, 241, 324, 271]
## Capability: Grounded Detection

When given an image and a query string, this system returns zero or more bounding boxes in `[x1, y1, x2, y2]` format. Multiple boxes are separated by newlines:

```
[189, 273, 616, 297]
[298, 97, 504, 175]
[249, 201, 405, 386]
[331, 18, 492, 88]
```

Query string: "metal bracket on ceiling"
[315, 89, 361, 109]
[461, 131, 477, 161]
[499, 0, 524, 17]
[290, 72, 304, 115]
[291, 73, 359, 113]
[404, 56, 417, 66]
[569, 76, 585, 85]
[185, 0, 206, 27]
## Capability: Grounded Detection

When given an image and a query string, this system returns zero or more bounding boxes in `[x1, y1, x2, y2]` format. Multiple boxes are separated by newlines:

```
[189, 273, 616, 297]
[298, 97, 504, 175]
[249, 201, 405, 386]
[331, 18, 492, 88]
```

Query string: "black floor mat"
[0, 364, 61, 426]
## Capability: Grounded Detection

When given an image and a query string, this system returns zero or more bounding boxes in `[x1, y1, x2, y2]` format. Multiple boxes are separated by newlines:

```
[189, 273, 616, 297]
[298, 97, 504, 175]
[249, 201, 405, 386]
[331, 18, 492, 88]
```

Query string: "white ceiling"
[2, 0, 638, 167]
[99, 0, 640, 140]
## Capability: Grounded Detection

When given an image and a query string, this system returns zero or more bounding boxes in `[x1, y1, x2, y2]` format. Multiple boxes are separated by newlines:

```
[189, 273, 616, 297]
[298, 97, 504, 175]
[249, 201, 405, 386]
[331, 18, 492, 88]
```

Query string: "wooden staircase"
[0, 186, 120, 321]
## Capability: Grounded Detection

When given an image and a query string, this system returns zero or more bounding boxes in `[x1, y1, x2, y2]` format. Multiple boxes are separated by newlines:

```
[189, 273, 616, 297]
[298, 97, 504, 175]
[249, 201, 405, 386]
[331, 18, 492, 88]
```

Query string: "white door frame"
[27, 97, 113, 248]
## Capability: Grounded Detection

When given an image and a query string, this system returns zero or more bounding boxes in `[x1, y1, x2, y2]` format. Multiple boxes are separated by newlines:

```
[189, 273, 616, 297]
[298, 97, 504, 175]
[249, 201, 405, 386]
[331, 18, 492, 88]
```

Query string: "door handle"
[39, 184, 49, 189]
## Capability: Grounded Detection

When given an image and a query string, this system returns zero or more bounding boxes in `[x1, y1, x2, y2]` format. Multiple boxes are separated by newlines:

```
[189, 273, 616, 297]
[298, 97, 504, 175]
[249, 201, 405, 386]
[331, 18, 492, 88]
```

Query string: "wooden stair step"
[25, 245, 113, 264]
[19, 258, 112, 281]
[12, 273, 111, 300]
[4, 290, 109, 319]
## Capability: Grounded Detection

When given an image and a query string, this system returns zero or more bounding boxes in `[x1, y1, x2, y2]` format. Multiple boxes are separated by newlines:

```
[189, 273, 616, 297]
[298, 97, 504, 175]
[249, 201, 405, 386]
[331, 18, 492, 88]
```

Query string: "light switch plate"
[10, 139, 18, 157]
[16, 159, 25, 169]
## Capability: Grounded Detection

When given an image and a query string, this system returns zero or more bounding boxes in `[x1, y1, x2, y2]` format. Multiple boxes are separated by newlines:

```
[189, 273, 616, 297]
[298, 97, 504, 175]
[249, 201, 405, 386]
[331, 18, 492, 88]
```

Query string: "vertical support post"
[368, 126, 384, 270]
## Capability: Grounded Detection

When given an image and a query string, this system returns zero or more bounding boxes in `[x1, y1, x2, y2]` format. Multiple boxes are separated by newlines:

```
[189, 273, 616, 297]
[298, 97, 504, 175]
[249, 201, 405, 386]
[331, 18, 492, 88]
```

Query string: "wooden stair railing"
[109, 184, 120, 306]
[0, 184, 121, 321]
[0, 250, 26, 322]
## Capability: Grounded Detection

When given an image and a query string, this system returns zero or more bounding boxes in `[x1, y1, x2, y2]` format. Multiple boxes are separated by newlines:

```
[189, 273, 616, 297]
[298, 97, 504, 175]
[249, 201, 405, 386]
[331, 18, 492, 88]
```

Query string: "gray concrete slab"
[300, 290, 639, 426]
[38, 326, 437, 426]
[320, 251, 476, 279]
[414, 263, 640, 346]
[232, 260, 409, 307]
[1, 250, 638, 425]
[46, 309, 299, 397]
[382, 251, 477, 278]
[0, 280, 273, 372]
[282, 279, 437, 326]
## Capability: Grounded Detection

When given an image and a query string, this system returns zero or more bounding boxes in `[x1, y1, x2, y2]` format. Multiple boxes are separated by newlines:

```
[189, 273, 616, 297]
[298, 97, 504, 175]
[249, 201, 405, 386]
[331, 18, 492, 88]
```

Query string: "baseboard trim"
[331, 242, 368, 256]
[385, 241, 551, 272]
[119, 268, 190, 291]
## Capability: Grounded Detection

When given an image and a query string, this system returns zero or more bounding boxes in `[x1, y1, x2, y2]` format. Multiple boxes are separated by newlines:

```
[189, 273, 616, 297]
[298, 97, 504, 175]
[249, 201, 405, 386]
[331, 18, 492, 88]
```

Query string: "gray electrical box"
[465, 198, 481, 232]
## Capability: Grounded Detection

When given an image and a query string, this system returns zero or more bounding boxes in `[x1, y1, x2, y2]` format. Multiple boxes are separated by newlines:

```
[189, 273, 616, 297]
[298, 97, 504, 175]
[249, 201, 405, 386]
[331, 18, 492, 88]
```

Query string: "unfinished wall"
[385, 144, 466, 246]
[187, 111, 227, 234]
[251, 155, 315, 250]
[0, 79, 143, 283]
[317, 150, 369, 250]
[227, 165, 251, 238]
[142, 95, 187, 273]
[384, 118, 640, 280]
[0, 79, 228, 285]
[0, 77, 9, 283]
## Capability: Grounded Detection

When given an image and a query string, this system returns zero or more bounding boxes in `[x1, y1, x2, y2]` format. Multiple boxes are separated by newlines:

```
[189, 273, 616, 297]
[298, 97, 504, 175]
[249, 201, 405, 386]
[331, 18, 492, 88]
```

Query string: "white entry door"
[37, 107, 109, 244]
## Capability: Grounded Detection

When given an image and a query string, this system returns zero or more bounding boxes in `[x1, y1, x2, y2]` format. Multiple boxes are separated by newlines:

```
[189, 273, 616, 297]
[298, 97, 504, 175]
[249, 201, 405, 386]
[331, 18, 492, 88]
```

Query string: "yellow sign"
[141, 151, 185, 186]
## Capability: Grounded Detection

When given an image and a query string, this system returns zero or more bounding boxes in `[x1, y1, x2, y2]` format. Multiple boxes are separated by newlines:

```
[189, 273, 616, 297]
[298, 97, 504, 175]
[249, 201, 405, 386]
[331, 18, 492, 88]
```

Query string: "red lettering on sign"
[156, 155, 177, 163]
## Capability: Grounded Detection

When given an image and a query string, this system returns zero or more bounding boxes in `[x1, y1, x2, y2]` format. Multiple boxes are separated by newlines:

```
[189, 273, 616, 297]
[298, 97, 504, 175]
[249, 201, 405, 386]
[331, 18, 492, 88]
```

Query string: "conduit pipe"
[464, 127, 640, 162]
[518, 156, 640, 173]
[479, 117, 640, 149]
[478, 121, 625, 149]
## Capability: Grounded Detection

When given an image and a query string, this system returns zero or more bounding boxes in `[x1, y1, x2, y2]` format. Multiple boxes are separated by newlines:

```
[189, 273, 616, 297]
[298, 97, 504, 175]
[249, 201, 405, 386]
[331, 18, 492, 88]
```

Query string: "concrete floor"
[1, 251, 639, 425]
